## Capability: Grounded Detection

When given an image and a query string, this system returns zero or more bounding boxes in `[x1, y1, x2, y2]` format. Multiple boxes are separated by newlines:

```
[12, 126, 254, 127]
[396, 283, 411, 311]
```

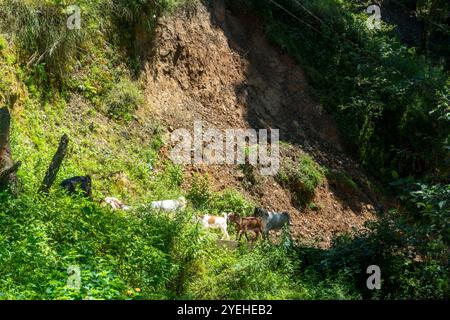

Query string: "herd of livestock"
[60, 175, 291, 243]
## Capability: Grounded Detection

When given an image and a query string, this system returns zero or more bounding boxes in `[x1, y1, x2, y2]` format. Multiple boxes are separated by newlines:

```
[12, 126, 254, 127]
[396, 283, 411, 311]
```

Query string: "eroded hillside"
[143, 1, 385, 247]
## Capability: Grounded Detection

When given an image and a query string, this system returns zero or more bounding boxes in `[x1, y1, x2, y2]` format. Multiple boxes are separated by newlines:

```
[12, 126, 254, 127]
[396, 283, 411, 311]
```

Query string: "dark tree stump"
[0, 100, 20, 193]
[39, 134, 69, 194]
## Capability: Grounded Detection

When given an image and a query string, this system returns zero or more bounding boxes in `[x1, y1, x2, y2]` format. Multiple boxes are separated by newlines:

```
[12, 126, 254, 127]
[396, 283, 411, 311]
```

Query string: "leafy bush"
[209, 189, 254, 216]
[105, 80, 144, 121]
[187, 174, 213, 210]
[188, 174, 254, 215]
[276, 154, 324, 207]
[400, 182, 450, 246]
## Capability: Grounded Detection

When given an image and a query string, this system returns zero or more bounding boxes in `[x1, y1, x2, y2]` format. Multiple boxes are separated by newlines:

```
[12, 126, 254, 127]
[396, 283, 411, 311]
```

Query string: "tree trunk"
[0, 97, 20, 193]
[39, 134, 69, 194]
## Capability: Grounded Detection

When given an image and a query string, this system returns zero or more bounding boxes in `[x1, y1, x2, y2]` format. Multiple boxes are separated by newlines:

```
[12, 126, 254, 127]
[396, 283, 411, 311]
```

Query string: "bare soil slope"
[143, 1, 384, 247]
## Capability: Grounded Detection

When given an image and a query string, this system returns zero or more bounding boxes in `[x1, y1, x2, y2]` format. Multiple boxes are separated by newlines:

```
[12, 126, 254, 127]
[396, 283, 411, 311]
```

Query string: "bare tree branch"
[39, 134, 69, 194]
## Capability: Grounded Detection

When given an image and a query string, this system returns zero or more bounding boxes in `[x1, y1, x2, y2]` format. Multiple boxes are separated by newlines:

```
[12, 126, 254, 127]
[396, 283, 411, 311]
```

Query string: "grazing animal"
[227, 213, 263, 242]
[60, 176, 92, 198]
[254, 207, 290, 239]
[103, 197, 131, 211]
[201, 213, 230, 240]
[150, 196, 187, 212]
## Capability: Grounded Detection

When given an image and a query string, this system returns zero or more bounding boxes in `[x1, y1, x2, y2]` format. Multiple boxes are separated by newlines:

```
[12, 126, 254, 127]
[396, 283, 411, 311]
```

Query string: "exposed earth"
[142, 1, 387, 248]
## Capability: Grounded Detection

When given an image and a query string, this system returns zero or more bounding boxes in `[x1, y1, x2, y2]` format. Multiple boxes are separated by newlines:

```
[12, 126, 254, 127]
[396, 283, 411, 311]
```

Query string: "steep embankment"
[144, 1, 384, 247]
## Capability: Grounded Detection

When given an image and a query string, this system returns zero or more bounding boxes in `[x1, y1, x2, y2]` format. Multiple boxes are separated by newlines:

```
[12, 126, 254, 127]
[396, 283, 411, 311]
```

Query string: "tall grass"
[0, 0, 87, 81]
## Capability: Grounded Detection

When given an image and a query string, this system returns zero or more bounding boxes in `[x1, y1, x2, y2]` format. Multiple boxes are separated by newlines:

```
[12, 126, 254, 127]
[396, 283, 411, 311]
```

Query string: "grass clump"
[277, 154, 325, 208]
[105, 80, 144, 121]
[0, 0, 86, 82]
[325, 170, 359, 195]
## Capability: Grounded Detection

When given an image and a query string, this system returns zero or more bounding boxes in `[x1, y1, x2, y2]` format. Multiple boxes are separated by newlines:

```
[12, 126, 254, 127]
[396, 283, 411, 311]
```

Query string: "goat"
[102, 197, 131, 211]
[227, 213, 263, 242]
[60, 176, 92, 198]
[201, 213, 230, 240]
[254, 207, 290, 239]
[150, 196, 187, 212]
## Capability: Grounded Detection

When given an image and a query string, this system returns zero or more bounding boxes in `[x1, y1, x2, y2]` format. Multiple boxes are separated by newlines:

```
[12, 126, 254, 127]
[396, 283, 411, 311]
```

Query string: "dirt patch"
[143, 1, 384, 248]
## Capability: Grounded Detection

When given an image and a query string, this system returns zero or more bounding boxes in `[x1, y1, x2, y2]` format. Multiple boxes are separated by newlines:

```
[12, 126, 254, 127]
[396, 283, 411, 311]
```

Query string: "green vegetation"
[0, 0, 448, 300]
[231, 0, 449, 299]
[0, 193, 185, 299]
[276, 154, 325, 208]
[413, 0, 450, 62]
[188, 174, 254, 215]
[302, 183, 449, 299]
[325, 170, 359, 195]
[233, 0, 449, 181]
[185, 243, 361, 300]
[105, 80, 144, 121]
[0, 0, 86, 81]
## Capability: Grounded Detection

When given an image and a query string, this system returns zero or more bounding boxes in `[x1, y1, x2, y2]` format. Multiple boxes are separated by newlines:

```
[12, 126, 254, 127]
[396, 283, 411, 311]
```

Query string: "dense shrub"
[188, 174, 254, 215]
[187, 174, 213, 209]
[209, 189, 255, 216]
[186, 241, 362, 300]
